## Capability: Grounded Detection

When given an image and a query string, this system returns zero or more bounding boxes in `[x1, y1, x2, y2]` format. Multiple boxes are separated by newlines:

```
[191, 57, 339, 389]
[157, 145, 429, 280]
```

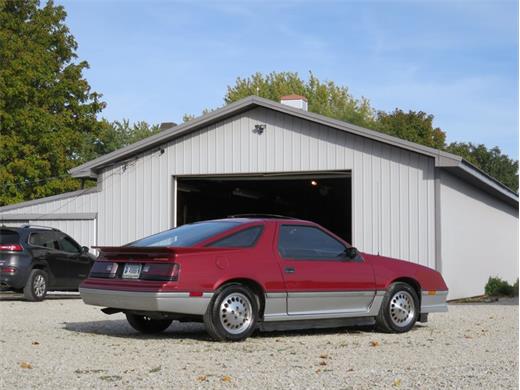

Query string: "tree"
[0, 0, 106, 206]
[225, 71, 377, 128]
[78, 119, 162, 161]
[446, 142, 518, 191]
[375, 109, 446, 150]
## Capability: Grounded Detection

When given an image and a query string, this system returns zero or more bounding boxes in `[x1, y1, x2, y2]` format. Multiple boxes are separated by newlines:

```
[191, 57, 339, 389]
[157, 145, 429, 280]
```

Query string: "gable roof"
[69, 96, 518, 206]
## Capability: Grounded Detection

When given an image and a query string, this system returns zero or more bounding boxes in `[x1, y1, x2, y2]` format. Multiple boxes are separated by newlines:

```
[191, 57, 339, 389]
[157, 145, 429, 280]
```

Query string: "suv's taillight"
[89, 262, 119, 278]
[0, 244, 23, 252]
[1, 266, 17, 274]
[140, 263, 180, 281]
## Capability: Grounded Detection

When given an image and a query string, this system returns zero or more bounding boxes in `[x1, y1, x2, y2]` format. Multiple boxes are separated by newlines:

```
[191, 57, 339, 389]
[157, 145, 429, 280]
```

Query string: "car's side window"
[29, 231, 59, 250]
[278, 225, 348, 260]
[57, 235, 81, 253]
[207, 226, 264, 248]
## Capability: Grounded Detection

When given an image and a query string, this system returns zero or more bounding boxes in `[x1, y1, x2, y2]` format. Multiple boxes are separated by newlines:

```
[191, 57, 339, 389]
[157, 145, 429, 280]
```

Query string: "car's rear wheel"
[204, 284, 258, 341]
[23, 269, 48, 302]
[125, 314, 173, 334]
[376, 282, 419, 333]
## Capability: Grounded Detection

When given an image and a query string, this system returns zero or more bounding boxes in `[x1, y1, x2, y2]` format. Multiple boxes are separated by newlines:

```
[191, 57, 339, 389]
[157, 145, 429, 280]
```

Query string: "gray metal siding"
[97, 107, 436, 268]
[439, 171, 519, 299]
[0, 190, 99, 252]
[0, 190, 98, 215]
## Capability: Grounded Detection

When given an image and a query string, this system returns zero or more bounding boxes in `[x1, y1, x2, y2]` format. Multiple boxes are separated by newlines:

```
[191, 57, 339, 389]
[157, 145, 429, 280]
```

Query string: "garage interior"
[176, 173, 352, 242]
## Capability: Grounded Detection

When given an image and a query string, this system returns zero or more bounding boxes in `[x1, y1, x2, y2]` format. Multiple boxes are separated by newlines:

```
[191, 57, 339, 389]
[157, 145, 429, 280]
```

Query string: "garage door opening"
[176, 174, 352, 243]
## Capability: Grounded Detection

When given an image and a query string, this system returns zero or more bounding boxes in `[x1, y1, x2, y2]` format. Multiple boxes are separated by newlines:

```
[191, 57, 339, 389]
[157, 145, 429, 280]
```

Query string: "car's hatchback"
[0, 225, 96, 301]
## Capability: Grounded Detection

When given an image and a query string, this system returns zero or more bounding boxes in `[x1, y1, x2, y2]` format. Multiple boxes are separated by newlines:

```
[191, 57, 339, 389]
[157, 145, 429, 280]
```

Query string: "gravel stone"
[0, 295, 517, 389]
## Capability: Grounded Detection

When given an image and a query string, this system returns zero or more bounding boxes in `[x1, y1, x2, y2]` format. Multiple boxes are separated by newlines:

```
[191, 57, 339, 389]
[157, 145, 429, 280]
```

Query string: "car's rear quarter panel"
[175, 222, 284, 293]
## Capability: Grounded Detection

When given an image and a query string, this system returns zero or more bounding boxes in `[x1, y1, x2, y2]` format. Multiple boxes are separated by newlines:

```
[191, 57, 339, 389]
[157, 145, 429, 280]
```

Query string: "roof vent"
[159, 122, 177, 131]
[280, 94, 308, 111]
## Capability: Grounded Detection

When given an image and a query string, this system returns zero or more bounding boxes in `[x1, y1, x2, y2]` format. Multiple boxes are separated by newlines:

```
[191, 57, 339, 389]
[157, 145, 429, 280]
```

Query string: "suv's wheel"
[376, 282, 419, 333]
[125, 314, 173, 334]
[23, 269, 48, 302]
[204, 284, 258, 341]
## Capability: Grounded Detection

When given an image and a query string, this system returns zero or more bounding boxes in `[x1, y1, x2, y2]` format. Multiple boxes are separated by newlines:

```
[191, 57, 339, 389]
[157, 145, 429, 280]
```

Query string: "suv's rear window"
[127, 221, 242, 247]
[0, 230, 20, 245]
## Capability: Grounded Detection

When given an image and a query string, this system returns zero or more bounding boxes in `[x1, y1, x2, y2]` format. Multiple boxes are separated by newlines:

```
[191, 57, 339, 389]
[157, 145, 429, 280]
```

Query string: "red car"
[80, 216, 448, 341]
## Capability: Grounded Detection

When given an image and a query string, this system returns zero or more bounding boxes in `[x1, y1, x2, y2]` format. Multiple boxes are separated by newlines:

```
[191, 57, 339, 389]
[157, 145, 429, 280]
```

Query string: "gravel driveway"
[0, 294, 517, 389]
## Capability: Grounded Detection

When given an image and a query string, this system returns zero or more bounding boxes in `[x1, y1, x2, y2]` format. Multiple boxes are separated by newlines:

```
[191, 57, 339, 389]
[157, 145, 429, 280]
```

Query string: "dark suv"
[0, 225, 96, 301]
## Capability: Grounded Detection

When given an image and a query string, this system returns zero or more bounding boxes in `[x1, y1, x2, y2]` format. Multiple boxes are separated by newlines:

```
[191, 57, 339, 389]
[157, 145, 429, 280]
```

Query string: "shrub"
[513, 279, 519, 297]
[485, 277, 515, 297]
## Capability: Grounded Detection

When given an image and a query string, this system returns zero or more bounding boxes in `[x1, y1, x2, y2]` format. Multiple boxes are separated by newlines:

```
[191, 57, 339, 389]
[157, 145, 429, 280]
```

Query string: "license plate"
[122, 263, 142, 279]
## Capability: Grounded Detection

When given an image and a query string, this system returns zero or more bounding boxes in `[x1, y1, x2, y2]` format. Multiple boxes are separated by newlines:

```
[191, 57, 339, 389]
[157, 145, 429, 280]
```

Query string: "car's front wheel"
[23, 269, 48, 302]
[125, 314, 173, 334]
[376, 282, 419, 333]
[204, 284, 258, 341]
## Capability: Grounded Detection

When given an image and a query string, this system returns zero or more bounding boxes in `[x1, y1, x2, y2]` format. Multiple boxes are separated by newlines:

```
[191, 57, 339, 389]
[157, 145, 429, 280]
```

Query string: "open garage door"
[176, 173, 352, 243]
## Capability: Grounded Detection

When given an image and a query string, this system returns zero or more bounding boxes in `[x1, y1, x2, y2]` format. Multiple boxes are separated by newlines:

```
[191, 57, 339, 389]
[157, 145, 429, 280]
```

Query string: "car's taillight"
[89, 262, 119, 278]
[140, 263, 180, 281]
[0, 244, 23, 251]
[1, 266, 16, 274]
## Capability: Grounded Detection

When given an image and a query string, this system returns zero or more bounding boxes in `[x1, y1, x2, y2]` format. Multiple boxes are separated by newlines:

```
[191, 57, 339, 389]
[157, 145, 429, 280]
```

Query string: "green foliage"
[79, 119, 162, 163]
[225, 71, 377, 128]
[484, 276, 516, 297]
[375, 109, 446, 150]
[446, 142, 518, 191]
[0, 0, 106, 205]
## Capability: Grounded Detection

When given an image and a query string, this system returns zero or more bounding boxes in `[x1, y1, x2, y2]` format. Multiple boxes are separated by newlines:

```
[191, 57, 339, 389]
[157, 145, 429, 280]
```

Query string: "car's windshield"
[126, 221, 242, 247]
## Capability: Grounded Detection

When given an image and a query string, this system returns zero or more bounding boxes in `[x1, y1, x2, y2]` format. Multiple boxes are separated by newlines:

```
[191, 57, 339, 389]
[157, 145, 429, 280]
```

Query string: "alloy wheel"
[219, 292, 253, 334]
[389, 290, 415, 327]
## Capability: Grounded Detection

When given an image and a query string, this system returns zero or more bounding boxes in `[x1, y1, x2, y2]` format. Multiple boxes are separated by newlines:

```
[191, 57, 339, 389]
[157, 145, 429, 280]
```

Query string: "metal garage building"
[1, 95, 518, 299]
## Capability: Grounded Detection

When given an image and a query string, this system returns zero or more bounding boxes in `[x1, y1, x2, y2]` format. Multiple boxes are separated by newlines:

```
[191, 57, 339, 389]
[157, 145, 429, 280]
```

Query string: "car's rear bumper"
[421, 290, 449, 313]
[0, 254, 32, 289]
[79, 287, 214, 315]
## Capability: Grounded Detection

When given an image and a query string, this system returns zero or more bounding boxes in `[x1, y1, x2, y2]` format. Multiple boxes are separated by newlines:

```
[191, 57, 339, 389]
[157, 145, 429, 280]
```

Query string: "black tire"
[125, 314, 173, 334]
[376, 282, 419, 333]
[204, 284, 258, 341]
[23, 269, 48, 302]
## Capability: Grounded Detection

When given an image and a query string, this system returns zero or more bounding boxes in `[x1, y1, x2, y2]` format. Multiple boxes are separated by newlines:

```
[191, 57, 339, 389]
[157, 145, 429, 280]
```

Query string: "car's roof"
[0, 225, 60, 232]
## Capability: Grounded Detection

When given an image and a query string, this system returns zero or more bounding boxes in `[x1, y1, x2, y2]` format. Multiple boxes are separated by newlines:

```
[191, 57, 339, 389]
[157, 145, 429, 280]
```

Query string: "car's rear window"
[127, 221, 242, 247]
[207, 226, 264, 248]
[0, 230, 20, 245]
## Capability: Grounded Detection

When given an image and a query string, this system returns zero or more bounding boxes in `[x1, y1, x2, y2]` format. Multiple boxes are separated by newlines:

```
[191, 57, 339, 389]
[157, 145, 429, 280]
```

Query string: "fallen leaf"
[31, 341, 39, 346]
[197, 375, 208, 382]
[347, 368, 354, 372]
[464, 335, 473, 339]
[99, 375, 122, 382]
[149, 366, 161, 373]
[222, 375, 232, 382]
[370, 340, 380, 347]
[319, 360, 327, 366]
[315, 369, 321, 373]
[20, 362, 32, 369]
[393, 378, 402, 387]
[319, 353, 329, 359]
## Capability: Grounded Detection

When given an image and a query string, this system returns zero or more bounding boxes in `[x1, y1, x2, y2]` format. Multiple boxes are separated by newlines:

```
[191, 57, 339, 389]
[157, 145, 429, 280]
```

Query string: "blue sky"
[58, 0, 518, 158]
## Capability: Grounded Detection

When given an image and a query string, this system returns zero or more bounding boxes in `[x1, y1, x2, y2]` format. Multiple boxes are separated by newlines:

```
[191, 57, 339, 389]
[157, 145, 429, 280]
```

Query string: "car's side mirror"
[81, 246, 89, 254]
[344, 247, 360, 260]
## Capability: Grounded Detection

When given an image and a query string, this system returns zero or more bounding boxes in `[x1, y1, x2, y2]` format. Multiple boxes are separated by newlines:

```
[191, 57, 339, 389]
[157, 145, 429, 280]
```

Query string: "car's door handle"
[284, 267, 295, 274]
